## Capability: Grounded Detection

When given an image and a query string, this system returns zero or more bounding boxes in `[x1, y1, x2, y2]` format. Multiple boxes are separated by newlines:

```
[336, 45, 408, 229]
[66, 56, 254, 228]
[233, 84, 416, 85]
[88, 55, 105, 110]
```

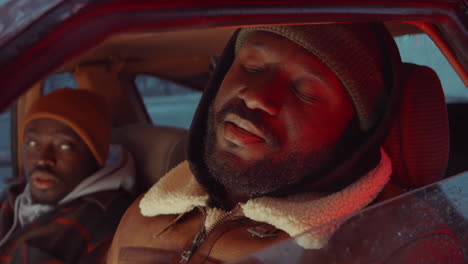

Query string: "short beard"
[203, 102, 341, 198]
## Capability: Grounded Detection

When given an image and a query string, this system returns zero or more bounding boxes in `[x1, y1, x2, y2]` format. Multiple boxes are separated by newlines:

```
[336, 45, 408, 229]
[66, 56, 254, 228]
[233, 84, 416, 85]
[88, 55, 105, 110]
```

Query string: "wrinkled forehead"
[237, 31, 319, 60]
[236, 30, 283, 53]
[235, 31, 339, 83]
[241, 31, 290, 49]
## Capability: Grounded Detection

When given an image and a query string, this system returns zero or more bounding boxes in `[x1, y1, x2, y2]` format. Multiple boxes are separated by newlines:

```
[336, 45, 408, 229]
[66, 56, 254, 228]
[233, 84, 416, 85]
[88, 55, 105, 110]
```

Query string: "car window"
[394, 33, 467, 103]
[135, 74, 202, 129]
[42, 72, 78, 95]
[0, 107, 11, 192]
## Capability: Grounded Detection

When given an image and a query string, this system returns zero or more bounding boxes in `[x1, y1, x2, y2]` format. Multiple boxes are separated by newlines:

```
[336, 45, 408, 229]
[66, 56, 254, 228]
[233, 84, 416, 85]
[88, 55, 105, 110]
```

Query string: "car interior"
[0, 18, 467, 257]
[4, 22, 466, 191]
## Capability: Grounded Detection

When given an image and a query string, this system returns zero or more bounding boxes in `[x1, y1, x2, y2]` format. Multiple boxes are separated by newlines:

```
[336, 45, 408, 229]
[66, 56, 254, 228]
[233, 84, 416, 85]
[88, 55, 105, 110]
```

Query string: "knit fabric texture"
[235, 23, 388, 131]
[22, 88, 111, 165]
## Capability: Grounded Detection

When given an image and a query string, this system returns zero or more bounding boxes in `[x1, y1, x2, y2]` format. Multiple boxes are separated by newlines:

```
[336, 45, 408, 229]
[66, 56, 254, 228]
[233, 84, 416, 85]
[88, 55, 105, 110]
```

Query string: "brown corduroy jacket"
[0, 183, 133, 264]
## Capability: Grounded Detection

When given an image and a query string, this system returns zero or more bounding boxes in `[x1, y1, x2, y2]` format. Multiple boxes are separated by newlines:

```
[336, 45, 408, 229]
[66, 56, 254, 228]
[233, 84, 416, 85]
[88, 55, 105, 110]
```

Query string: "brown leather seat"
[112, 124, 187, 193]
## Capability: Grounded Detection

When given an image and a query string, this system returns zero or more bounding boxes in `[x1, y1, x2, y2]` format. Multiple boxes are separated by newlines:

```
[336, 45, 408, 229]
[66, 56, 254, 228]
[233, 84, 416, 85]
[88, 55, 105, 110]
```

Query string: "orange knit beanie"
[22, 88, 111, 166]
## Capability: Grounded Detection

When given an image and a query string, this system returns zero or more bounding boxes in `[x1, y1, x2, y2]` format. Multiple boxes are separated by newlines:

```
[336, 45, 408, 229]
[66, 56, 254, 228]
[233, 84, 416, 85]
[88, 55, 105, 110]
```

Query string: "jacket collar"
[7, 183, 122, 213]
[59, 144, 135, 205]
[140, 148, 391, 249]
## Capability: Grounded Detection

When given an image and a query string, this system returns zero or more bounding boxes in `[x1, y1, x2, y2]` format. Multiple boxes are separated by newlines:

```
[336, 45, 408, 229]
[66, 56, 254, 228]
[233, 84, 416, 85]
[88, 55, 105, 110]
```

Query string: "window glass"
[394, 34, 467, 103]
[0, 108, 11, 192]
[231, 171, 468, 263]
[135, 75, 202, 129]
[42, 72, 78, 95]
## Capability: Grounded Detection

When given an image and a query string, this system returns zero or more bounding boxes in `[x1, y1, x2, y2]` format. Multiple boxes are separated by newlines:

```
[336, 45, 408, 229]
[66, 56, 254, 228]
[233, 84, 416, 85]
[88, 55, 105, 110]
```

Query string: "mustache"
[214, 101, 280, 147]
[28, 166, 56, 179]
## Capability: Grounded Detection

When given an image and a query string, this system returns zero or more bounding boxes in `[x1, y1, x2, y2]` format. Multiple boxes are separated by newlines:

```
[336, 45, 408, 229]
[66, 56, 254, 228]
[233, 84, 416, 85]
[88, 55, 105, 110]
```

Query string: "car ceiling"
[57, 22, 421, 91]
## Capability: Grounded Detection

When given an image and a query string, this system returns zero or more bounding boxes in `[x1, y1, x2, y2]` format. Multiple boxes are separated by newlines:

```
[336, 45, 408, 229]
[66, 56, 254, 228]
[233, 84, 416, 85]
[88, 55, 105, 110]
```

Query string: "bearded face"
[204, 102, 339, 197]
[202, 32, 357, 199]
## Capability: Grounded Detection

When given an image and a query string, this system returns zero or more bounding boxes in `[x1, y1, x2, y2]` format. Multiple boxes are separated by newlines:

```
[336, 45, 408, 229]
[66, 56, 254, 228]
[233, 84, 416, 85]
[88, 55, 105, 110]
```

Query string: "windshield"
[0, 0, 63, 47]
[230, 172, 468, 263]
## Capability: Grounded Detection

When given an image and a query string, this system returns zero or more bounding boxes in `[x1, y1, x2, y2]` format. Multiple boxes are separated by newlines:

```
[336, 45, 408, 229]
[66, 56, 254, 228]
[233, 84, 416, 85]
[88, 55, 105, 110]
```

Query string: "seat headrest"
[112, 124, 187, 192]
[384, 63, 449, 189]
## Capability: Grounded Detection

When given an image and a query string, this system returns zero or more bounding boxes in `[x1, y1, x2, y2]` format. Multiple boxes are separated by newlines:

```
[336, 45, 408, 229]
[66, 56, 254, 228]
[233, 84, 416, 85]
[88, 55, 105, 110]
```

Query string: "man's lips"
[225, 113, 266, 139]
[30, 172, 57, 190]
[223, 113, 266, 145]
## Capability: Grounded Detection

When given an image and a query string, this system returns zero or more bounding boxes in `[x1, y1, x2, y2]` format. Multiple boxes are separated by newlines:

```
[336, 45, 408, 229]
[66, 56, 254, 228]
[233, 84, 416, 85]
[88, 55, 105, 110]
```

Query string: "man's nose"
[37, 145, 56, 167]
[237, 74, 285, 116]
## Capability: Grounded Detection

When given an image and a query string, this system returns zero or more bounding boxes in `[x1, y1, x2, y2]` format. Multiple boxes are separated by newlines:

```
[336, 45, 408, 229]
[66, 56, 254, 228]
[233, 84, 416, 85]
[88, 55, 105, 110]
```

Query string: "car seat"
[383, 62, 449, 189]
[446, 103, 468, 177]
[112, 124, 187, 193]
[382, 63, 468, 257]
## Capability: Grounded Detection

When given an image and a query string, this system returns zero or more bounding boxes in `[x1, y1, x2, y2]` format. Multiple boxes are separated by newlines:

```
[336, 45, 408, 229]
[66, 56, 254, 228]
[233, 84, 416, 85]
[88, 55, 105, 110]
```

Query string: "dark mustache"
[215, 101, 280, 147]
[28, 166, 56, 179]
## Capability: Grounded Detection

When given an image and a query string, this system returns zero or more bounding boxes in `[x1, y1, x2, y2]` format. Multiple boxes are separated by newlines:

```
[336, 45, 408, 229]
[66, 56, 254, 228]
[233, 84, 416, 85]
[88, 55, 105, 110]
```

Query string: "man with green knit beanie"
[108, 23, 462, 263]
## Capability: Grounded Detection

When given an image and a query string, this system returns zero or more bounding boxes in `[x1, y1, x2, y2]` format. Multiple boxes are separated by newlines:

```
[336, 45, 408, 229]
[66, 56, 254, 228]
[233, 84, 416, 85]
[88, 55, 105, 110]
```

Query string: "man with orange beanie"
[0, 88, 135, 263]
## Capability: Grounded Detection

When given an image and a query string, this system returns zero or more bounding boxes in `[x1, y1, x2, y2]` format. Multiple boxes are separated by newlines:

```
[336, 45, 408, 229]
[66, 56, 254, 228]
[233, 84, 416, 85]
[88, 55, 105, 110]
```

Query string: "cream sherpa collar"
[140, 149, 391, 249]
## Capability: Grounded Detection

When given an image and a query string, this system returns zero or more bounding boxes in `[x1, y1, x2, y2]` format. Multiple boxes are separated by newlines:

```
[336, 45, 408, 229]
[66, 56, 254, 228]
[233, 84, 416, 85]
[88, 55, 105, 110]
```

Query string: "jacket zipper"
[179, 206, 240, 264]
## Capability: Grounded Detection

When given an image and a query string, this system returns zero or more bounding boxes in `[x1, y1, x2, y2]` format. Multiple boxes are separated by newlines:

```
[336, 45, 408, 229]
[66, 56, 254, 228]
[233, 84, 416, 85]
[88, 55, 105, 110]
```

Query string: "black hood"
[187, 24, 403, 210]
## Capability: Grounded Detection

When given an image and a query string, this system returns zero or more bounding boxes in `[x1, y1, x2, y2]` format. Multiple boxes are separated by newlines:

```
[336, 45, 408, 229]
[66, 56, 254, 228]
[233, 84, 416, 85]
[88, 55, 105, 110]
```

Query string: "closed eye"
[291, 81, 318, 102]
[242, 65, 265, 73]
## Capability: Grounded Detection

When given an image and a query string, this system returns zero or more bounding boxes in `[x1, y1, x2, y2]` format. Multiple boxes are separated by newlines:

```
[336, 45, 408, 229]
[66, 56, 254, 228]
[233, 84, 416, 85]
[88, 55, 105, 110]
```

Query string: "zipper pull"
[179, 230, 207, 264]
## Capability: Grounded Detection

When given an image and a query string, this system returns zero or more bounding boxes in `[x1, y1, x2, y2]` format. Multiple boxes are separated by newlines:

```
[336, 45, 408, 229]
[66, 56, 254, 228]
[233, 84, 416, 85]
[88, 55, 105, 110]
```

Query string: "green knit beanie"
[235, 23, 389, 131]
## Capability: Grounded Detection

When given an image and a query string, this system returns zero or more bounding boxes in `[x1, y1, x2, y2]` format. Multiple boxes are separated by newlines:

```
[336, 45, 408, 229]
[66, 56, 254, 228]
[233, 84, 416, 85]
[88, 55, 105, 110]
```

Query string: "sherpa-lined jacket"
[107, 151, 464, 264]
[0, 145, 135, 264]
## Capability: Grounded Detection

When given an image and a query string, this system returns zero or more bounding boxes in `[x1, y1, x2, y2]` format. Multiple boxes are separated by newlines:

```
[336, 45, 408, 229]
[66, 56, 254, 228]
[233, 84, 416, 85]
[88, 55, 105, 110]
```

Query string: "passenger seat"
[112, 124, 187, 193]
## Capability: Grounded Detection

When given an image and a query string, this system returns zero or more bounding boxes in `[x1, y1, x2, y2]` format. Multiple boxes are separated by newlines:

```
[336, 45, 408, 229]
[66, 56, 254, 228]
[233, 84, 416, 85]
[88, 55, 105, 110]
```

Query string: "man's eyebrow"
[25, 127, 37, 134]
[54, 129, 81, 140]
